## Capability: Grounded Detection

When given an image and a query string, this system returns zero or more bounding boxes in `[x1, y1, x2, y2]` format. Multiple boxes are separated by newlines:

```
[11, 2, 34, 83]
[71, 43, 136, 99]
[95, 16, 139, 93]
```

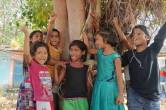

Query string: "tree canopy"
[0, 0, 23, 46]
[0, 0, 53, 48]
[20, 0, 53, 29]
[0, 0, 166, 48]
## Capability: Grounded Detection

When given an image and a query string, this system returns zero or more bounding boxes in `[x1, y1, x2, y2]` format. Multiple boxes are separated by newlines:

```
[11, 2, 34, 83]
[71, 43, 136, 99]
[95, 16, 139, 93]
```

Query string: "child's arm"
[54, 65, 59, 85]
[47, 58, 63, 66]
[21, 26, 32, 64]
[150, 22, 166, 54]
[59, 33, 64, 54]
[114, 58, 124, 104]
[87, 66, 95, 89]
[46, 14, 57, 42]
[57, 64, 66, 84]
[112, 17, 133, 49]
[86, 65, 97, 97]
[82, 32, 97, 55]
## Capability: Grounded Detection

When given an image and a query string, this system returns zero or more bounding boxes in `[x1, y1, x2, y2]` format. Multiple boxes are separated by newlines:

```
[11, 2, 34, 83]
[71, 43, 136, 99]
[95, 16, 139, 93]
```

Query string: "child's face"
[34, 46, 48, 65]
[43, 34, 47, 42]
[127, 36, 136, 49]
[95, 34, 104, 48]
[69, 45, 84, 62]
[50, 32, 60, 47]
[132, 28, 148, 47]
[31, 32, 43, 43]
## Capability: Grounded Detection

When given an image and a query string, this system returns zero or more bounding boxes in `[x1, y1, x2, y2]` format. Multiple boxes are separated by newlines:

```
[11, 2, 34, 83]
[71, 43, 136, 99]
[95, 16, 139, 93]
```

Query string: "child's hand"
[20, 25, 28, 33]
[56, 61, 67, 69]
[116, 95, 124, 105]
[49, 13, 57, 24]
[82, 32, 88, 41]
[82, 32, 89, 48]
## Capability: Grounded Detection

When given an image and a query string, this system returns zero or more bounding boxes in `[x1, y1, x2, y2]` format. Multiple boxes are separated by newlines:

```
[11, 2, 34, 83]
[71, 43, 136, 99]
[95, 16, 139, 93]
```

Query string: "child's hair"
[96, 31, 118, 47]
[52, 28, 60, 37]
[131, 25, 150, 44]
[30, 41, 50, 64]
[29, 30, 43, 40]
[43, 31, 47, 36]
[69, 40, 88, 62]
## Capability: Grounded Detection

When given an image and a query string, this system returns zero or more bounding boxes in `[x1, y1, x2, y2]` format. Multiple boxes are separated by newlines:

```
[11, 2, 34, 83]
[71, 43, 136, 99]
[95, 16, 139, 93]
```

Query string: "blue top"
[96, 48, 120, 81]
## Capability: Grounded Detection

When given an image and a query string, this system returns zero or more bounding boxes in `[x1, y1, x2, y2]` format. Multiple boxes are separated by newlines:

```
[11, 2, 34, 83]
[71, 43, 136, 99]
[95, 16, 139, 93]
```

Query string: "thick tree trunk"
[66, 0, 85, 41]
[54, 0, 69, 59]
[53, 0, 100, 58]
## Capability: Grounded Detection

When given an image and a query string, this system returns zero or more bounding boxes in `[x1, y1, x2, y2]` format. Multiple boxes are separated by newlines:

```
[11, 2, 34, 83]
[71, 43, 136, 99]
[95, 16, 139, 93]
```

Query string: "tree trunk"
[53, 0, 101, 58]
[54, 0, 69, 59]
[66, 0, 85, 41]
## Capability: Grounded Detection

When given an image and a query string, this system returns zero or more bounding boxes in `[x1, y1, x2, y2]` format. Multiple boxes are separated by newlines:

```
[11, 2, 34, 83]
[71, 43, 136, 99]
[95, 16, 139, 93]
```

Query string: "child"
[22, 28, 43, 76]
[46, 14, 63, 110]
[112, 17, 135, 89]
[26, 36, 55, 110]
[83, 31, 125, 110]
[46, 14, 62, 72]
[29, 30, 43, 44]
[122, 23, 166, 110]
[18, 26, 54, 110]
[17, 27, 43, 110]
[43, 31, 48, 42]
[57, 40, 92, 110]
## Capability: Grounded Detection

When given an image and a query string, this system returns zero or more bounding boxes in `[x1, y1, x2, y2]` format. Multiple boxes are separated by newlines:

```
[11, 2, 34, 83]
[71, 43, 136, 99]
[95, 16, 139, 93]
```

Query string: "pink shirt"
[29, 60, 53, 101]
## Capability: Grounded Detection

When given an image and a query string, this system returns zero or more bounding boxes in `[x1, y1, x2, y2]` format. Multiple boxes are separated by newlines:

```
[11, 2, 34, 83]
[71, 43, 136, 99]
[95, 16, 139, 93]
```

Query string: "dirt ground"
[0, 88, 18, 110]
[161, 101, 166, 110]
[0, 88, 166, 110]
[124, 99, 166, 110]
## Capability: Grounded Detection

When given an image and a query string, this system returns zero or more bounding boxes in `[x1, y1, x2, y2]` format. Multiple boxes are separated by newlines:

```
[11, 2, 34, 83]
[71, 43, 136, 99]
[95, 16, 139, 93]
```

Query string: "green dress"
[91, 49, 125, 110]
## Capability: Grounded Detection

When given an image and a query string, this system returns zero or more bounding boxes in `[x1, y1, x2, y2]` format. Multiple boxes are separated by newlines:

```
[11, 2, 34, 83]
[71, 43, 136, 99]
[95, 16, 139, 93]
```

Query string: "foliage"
[0, 0, 22, 46]
[1, 0, 166, 48]
[20, 0, 53, 29]
[0, 0, 53, 47]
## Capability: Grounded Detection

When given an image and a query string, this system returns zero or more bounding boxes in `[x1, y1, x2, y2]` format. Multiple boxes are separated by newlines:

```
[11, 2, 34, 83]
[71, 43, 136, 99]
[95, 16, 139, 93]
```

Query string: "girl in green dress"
[83, 31, 125, 110]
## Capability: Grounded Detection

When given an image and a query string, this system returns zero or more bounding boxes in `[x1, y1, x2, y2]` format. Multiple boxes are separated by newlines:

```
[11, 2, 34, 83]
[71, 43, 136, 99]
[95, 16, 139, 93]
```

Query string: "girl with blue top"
[83, 31, 125, 110]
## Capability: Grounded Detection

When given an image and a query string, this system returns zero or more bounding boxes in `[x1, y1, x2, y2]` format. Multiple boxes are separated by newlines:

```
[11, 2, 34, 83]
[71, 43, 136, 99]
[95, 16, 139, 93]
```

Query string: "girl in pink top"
[24, 29, 55, 110]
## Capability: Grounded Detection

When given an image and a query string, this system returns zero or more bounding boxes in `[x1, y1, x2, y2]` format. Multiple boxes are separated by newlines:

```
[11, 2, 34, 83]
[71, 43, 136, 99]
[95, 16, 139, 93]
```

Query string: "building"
[0, 49, 23, 88]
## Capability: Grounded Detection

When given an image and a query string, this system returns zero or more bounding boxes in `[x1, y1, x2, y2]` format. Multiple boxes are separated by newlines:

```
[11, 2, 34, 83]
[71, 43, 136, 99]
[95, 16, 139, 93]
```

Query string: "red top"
[29, 59, 53, 101]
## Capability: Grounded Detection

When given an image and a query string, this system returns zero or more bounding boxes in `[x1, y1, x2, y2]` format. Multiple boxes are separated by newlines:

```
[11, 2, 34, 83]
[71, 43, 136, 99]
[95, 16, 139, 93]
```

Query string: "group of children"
[16, 14, 166, 110]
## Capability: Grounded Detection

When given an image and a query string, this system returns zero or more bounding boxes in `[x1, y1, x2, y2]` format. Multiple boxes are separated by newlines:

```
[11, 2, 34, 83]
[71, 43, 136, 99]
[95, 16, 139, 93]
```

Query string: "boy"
[122, 23, 166, 110]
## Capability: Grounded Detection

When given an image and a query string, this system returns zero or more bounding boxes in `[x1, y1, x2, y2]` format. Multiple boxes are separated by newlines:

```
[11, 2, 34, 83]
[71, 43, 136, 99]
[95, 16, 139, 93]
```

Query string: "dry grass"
[0, 88, 18, 110]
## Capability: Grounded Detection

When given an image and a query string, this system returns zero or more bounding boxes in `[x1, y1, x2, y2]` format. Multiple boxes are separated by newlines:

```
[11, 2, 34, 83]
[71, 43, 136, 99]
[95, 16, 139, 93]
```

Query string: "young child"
[17, 27, 43, 110]
[26, 32, 55, 109]
[122, 23, 166, 110]
[46, 14, 63, 76]
[46, 14, 63, 110]
[112, 17, 135, 89]
[83, 31, 125, 110]
[57, 40, 92, 110]
[23, 28, 43, 76]
[29, 30, 43, 44]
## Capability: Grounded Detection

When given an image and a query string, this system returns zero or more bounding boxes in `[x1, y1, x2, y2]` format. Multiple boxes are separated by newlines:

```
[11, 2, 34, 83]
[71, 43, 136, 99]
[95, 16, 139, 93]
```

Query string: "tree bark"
[66, 0, 85, 41]
[54, 0, 69, 59]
